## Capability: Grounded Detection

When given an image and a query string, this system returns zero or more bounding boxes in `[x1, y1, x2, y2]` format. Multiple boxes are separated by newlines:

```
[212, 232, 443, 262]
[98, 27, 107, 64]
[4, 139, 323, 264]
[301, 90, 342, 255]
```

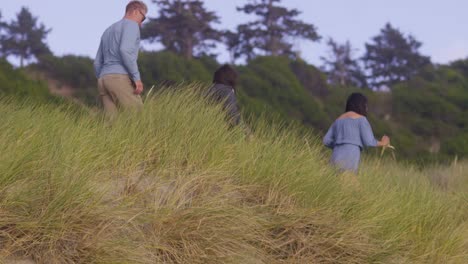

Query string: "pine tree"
[227, 0, 320, 61]
[0, 12, 7, 58]
[142, 0, 222, 60]
[2, 7, 52, 67]
[362, 23, 430, 88]
[320, 38, 367, 88]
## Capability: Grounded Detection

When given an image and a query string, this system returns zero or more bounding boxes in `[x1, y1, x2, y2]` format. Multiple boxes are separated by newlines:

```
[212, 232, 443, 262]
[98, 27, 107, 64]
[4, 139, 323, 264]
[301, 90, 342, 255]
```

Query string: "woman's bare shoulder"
[336, 111, 364, 120]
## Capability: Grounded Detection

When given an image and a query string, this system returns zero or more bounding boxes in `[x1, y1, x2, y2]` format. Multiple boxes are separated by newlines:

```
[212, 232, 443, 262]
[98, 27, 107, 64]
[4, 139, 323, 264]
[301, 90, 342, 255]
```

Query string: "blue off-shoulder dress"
[323, 117, 378, 173]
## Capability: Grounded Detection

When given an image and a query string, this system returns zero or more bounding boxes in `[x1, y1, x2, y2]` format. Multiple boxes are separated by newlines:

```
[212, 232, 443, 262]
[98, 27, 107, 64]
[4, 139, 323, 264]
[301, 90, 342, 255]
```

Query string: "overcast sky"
[1, 0, 467, 65]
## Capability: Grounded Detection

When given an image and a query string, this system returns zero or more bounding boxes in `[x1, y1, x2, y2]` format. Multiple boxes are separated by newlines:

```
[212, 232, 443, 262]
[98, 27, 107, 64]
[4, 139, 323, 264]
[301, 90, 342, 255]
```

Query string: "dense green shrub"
[0, 59, 52, 101]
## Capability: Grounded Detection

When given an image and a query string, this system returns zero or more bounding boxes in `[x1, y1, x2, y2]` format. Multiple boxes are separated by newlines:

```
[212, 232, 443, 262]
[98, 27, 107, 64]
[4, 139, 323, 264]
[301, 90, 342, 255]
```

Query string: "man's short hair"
[126, 1, 148, 14]
[213, 64, 238, 88]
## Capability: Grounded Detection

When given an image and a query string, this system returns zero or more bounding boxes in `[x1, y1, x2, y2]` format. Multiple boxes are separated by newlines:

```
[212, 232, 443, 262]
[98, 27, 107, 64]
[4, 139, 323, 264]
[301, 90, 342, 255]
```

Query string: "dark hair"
[213, 64, 238, 88]
[345, 93, 368, 116]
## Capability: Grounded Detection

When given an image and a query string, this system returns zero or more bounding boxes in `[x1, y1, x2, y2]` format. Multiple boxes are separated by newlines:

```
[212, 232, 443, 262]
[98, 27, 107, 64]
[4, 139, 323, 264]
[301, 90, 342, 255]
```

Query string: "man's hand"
[134, 80, 144, 95]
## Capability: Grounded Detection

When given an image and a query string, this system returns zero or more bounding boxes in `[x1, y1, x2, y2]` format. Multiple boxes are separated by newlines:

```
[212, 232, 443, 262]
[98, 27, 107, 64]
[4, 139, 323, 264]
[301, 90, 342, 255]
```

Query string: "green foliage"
[320, 38, 368, 88]
[443, 131, 468, 157]
[363, 23, 431, 88]
[0, 11, 6, 57]
[197, 54, 220, 74]
[290, 58, 329, 97]
[11, 49, 467, 161]
[33, 54, 98, 105]
[30, 51, 218, 106]
[450, 57, 468, 77]
[391, 64, 468, 159]
[0, 3, 466, 164]
[0, 58, 52, 101]
[142, 0, 222, 59]
[394, 87, 459, 136]
[1, 7, 52, 67]
[36, 55, 95, 88]
[229, 0, 320, 61]
[139, 51, 213, 86]
[237, 56, 328, 129]
[0, 90, 466, 263]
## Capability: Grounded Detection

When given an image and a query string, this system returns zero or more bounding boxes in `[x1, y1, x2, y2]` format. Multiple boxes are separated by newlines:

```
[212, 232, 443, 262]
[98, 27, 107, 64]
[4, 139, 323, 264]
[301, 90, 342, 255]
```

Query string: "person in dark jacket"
[206, 64, 242, 127]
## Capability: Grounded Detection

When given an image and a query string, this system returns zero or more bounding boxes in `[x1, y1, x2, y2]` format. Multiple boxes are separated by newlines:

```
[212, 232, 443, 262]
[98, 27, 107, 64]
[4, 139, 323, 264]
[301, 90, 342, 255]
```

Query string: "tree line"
[1, 0, 433, 89]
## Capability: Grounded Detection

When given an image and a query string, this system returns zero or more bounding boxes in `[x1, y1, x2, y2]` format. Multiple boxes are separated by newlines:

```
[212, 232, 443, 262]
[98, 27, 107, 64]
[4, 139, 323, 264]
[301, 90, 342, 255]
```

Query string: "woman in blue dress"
[323, 93, 390, 173]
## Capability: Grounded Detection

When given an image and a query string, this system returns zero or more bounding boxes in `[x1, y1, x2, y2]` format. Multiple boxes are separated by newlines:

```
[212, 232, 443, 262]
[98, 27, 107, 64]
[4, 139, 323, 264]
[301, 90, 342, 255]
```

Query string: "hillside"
[0, 86, 466, 263]
[21, 53, 468, 162]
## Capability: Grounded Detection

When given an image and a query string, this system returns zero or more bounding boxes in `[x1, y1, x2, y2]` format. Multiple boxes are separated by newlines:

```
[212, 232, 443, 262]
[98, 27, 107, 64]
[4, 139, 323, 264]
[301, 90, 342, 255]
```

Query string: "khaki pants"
[98, 74, 143, 119]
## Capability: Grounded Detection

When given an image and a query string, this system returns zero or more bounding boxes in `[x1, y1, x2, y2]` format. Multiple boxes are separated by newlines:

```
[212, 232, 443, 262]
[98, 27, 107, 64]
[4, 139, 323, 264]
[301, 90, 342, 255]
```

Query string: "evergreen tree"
[362, 23, 430, 88]
[2, 7, 52, 67]
[227, 0, 320, 61]
[320, 38, 367, 88]
[142, 0, 222, 60]
[0, 12, 7, 58]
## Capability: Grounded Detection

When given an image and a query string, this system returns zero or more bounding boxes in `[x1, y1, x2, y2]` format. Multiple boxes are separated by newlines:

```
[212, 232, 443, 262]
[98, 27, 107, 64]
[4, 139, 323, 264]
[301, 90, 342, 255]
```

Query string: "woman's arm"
[360, 118, 378, 147]
[360, 118, 390, 148]
[323, 124, 335, 149]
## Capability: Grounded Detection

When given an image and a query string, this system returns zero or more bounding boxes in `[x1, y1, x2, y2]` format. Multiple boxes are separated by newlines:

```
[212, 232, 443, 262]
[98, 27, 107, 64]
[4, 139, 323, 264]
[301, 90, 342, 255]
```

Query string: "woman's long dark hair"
[345, 93, 368, 116]
[213, 64, 238, 88]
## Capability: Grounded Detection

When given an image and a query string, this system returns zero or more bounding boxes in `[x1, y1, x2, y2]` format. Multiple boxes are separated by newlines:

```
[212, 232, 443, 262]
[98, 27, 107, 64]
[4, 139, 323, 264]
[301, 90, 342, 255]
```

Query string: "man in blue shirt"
[94, 1, 148, 119]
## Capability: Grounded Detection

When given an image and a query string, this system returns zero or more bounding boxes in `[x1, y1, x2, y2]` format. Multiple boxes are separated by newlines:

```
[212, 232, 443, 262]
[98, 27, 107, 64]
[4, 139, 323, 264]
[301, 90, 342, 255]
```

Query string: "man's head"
[125, 1, 148, 26]
[213, 64, 238, 89]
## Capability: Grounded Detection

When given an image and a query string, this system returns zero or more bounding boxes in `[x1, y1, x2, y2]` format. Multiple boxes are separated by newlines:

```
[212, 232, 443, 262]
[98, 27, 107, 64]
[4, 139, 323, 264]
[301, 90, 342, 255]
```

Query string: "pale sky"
[1, 0, 467, 65]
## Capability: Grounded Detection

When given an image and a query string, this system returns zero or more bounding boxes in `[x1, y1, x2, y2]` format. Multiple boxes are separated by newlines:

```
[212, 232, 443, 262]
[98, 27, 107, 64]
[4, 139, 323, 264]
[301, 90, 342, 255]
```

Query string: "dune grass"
[0, 85, 466, 263]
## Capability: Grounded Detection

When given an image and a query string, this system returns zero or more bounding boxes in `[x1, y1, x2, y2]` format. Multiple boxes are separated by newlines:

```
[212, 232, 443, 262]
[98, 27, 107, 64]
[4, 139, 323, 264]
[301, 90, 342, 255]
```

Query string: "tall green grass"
[0, 86, 466, 263]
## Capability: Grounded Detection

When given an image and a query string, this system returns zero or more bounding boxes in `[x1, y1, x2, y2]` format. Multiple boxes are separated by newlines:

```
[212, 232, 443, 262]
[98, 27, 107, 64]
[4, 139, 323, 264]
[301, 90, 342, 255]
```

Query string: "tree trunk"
[265, 0, 278, 56]
[185, 37, 193, 60]
[181, 0, 193, 60]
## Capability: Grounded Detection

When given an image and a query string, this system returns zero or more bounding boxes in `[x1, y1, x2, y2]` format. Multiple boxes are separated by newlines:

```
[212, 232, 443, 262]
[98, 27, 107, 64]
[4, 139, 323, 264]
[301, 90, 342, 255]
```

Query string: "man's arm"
[93, 40, 104, 78]
[119, 22, 141, 82]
